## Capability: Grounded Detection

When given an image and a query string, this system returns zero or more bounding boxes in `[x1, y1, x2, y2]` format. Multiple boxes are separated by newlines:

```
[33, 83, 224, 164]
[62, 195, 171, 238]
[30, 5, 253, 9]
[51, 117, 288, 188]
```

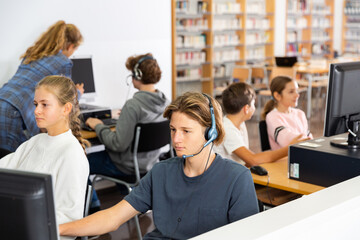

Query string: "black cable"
[265, 174, 273, 206]
[170, 143, 214, 239]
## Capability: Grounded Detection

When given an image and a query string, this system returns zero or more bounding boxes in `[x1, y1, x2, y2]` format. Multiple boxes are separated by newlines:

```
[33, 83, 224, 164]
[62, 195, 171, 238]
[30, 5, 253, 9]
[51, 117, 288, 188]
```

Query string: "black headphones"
[132, 55, 154, 81]
[203, 93, 218, 147]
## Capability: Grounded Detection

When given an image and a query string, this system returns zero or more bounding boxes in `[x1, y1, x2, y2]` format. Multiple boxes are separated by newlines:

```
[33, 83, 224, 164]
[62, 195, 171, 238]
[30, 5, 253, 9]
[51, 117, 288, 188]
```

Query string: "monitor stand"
[330, 120, 360, 149]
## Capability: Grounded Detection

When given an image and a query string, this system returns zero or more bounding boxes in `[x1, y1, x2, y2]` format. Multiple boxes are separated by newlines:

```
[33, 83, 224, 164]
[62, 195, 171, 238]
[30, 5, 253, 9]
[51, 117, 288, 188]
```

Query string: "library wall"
[0, 0, 171, 109]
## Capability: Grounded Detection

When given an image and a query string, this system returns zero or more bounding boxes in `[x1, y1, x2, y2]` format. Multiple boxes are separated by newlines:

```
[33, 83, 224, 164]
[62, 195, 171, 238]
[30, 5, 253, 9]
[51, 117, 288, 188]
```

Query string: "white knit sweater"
[0, 130, 89, 240]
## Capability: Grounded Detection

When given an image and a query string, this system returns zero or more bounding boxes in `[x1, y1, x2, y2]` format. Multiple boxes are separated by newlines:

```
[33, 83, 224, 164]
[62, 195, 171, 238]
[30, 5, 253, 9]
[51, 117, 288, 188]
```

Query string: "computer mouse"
[250, 166, 268, 176]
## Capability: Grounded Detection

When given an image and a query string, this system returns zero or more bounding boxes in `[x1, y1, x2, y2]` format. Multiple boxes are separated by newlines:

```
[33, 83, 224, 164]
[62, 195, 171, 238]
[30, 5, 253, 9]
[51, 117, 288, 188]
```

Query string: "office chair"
[251, 66, 268, 92]
[0, 148, 12, 158]
[258, 120, 271, 151]
[80, 185, 93, 240]
[232, 65, 252, 84]
[92, 120, 172, 240]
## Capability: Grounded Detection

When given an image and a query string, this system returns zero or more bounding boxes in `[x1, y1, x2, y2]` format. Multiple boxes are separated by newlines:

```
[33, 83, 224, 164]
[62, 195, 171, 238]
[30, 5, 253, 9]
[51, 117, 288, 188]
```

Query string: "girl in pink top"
[262, 76, 313, 150]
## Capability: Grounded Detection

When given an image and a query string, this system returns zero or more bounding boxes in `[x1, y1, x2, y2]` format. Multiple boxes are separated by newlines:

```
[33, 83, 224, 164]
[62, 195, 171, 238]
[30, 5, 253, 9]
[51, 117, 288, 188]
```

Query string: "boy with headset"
[60, 92, 258, 239]
[85, 53, 169, 210]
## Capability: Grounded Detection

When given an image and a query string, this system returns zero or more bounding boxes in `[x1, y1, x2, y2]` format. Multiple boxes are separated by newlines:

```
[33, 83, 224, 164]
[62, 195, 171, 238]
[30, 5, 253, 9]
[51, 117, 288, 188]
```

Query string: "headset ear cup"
[204, 127, 210, 141]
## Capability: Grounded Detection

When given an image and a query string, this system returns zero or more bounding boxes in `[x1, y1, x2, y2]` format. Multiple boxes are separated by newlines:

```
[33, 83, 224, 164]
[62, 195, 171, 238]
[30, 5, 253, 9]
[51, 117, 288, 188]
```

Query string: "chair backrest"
[269, 67, 296, 84]
[258, 120, 271, 151]
[232, 66, 252, 84]
[131, 120, 172, 184]
[131, 120, 171, 153]
[0, 148, 12, 158]
[81, 184, 93, 240]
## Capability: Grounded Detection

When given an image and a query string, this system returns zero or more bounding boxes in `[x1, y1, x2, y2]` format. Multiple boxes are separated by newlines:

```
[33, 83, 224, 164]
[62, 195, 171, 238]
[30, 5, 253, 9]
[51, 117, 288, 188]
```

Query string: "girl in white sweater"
[0, 75, 89, 239]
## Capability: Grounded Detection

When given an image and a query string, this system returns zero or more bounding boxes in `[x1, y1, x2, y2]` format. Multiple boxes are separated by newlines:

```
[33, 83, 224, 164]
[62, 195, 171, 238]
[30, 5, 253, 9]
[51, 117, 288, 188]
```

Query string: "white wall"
[0, 0, 171, 109]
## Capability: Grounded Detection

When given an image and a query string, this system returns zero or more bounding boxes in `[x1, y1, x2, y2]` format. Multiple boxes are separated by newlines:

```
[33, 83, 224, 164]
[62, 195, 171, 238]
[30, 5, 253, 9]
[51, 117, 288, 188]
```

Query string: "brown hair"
[222, 82, 256, 115]
[125, 53, 161, 84]
[261, 76, 293, 120]
[21, 20, 83, 64]
[163, 92, 225, 145]
[36, 75, 90, 151]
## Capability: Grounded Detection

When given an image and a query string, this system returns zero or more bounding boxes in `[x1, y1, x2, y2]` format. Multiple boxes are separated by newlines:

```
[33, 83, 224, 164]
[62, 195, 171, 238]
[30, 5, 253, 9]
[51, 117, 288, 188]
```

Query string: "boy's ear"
[63, 102, 73, 115]
[243, 104, 250, 115]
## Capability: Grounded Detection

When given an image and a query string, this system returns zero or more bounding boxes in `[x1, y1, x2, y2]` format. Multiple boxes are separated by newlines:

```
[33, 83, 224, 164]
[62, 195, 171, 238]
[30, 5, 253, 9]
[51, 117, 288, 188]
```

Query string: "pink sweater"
[266, 108, 313, 150]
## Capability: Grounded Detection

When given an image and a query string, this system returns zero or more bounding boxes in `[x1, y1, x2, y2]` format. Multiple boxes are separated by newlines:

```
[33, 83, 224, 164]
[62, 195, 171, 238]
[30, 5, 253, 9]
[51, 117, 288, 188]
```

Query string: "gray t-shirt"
[125, 154, 259, 239]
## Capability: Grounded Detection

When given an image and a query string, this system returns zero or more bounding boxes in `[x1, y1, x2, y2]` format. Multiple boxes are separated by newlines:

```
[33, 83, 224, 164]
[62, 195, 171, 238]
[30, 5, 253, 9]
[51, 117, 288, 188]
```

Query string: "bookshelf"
[172, 0, 275, 99]
[286, 0, 334, 59]
[343, 0, 360, 54]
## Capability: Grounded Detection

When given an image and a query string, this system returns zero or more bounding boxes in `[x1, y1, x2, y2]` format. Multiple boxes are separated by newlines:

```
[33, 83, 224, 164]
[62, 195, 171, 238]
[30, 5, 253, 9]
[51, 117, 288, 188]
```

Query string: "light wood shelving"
[343, 0, 360, 54]
[285, 0, 334, 60]
[172, 0, 275, 99]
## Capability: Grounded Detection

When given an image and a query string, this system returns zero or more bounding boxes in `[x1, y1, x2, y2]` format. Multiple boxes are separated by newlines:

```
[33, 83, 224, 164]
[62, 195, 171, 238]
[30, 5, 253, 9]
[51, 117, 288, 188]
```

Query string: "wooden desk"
[81, 130, 97, 139]
[296, 67, 329, 119]
[251, 158, 325, 195]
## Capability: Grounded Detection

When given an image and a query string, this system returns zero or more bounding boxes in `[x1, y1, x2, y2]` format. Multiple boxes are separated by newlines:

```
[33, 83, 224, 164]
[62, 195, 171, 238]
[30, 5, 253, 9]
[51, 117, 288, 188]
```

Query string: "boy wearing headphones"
[214, 82, 305, 167]
[60, 92, 258, 239]
[85, 53, 169, 210]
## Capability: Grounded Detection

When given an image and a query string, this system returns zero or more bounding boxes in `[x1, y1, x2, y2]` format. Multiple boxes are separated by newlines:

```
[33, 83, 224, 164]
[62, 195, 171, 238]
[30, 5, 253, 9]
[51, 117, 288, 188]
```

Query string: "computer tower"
[289, 133, 360, 187]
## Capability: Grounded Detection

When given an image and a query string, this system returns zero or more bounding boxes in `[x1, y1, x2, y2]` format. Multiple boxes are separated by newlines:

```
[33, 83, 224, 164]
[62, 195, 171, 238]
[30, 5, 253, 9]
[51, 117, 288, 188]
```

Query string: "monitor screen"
[71, 57, 96, 95]
[324, 61, 360, 137]
[0, 169, 58, 240]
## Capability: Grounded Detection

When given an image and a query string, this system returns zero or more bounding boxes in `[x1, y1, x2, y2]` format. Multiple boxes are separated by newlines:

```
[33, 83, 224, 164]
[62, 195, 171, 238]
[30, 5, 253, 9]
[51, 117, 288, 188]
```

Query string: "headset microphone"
[182, 93, 218, 159]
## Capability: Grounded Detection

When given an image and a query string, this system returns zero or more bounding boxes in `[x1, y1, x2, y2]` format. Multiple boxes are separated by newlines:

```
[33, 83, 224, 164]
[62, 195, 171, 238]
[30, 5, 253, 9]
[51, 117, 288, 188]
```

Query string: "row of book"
[176, 18, 208, 32]
[345, 29, 360, 40]
[175, 0, 208, 14]
[213, 19, 241, 31]
[287, 0, 310, 14]
[213, 34, 240, 47]
[245, 32, 270, 45]
[213, 49, 240, 63]
[246, 47, 266, 60]
[176, 68, 202, 82]
[311, 31, 330, 42]
[212, 2, 241, 14]
[176, 51, 206, 65]
[287, 18, 308, 29]
[287, 43, 309, 56]
[246, 1, 266, 15]
[312, 18, 330, 28]
[312, 5, 331, 15]
[344, 42, 360, 53]
[344, 1, 360, 15]
[346, 17, 360, 27]
[246, 18, 270, 30]
[176, 35, 206, 49]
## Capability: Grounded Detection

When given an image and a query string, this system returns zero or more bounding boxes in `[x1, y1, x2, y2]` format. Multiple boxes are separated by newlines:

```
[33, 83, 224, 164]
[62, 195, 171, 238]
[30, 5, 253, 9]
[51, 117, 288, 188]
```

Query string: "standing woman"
[0, 20, 83, 152]
[59, 92, 259, 239]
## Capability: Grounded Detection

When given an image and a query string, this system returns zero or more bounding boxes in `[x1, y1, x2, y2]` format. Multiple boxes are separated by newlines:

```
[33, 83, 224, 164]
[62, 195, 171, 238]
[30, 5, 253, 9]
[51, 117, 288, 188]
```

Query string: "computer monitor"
[275, 56, 298, 67]
[71, 56, 96, 100]
[0, 169, 58, 240]
[324, 61, 360, 149]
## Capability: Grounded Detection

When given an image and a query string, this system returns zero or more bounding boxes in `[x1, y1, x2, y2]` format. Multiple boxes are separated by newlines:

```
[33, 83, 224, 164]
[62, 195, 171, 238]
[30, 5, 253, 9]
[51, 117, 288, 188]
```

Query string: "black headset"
[182, 93, 218, 159]
[132, 55, 154, 81]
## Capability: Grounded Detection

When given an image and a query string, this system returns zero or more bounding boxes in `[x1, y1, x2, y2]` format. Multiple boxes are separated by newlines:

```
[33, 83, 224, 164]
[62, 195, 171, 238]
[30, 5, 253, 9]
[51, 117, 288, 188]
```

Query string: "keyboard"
[81, 118, 117, 131]
[101, 118, 117, 127]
